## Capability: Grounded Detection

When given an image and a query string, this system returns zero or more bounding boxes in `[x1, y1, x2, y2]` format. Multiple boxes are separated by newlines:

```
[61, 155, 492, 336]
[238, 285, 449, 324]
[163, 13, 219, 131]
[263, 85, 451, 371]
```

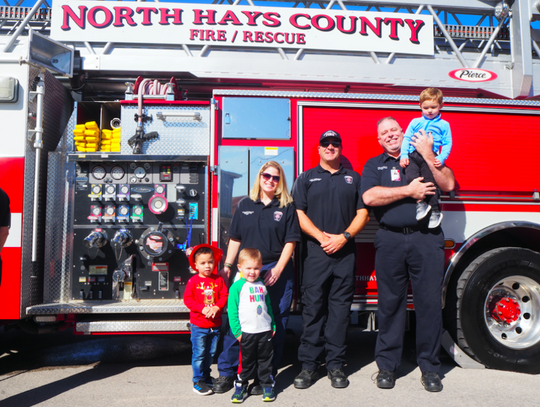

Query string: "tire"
[455, 247, 540, 373]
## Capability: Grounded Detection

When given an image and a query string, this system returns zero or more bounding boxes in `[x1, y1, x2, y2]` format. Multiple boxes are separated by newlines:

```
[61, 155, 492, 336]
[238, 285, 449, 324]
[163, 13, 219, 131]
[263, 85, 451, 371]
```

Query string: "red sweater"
[183, 274, 228, 328]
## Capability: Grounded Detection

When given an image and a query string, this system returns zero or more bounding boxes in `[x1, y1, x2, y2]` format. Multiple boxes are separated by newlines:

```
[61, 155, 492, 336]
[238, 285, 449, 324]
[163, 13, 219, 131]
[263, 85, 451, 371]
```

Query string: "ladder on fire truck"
[1, 0, 540, 99]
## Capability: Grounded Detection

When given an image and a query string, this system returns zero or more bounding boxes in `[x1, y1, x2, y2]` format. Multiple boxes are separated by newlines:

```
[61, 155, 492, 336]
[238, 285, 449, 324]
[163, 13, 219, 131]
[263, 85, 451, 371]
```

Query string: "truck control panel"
[69, 155, 208, 301]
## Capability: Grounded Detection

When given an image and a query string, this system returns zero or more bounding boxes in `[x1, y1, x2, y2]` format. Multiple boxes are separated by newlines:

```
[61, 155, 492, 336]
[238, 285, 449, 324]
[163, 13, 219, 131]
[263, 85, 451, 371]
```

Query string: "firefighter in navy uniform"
[361, 117, 455, 392]
[292, 130, 369, 389]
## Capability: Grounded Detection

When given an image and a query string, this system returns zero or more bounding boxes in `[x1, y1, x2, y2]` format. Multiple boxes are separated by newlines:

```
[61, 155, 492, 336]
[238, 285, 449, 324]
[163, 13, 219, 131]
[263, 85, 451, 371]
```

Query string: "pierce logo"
[449, 68, 497, 82]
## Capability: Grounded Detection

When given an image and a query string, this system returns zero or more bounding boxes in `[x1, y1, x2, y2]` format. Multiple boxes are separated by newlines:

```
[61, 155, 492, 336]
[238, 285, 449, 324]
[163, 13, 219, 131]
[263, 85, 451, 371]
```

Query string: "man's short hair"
[238, 248, 263, 266]
[376, 116, 399, 130]
[419, 87, 444, 105]
[193, 246, 214, 262]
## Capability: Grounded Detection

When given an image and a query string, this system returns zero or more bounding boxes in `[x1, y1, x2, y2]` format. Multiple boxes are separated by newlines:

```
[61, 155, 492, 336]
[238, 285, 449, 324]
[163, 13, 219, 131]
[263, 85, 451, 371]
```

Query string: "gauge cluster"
[71, 157, 208, 302]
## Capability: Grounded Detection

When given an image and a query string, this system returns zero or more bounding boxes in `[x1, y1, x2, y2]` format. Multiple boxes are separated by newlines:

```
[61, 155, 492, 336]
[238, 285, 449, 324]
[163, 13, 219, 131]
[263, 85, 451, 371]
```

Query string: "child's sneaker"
[428, 211, 443, 229]
[416, 201, 431, 220]
[262, 387, 275, 402]
[204, 376, 214, 388]
[193, 380, 213, 395]
[231, 382, 248, 403]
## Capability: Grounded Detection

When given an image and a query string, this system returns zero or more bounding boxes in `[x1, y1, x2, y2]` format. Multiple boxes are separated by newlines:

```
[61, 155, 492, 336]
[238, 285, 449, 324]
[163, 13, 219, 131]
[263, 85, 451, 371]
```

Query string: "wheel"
[455, 247, 540, 373]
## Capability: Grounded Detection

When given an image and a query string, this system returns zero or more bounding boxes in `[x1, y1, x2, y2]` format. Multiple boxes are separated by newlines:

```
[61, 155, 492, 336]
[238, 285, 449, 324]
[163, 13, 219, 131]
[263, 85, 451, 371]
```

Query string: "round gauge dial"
[105, 206, 115, 216]
[105, 185, 116, 195]
[130, 163, 137, 170]
[133, 206, 143, 215]
[144, 163, 151, 170]
[134, 167, 146, 179]
[155, 185, 165, 194]
[111, 166, 125, 180]
[120, 185, 129, 194]
[91, 206, 101, 216]
[119, 206, 129, 216]
[92, 166, 106, 180]
[91, 185, 101, 194]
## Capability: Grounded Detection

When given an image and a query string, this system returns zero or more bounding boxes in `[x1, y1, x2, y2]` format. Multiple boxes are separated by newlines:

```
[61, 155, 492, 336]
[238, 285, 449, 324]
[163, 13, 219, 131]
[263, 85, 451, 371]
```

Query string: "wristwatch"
[343, 231, 352, 241]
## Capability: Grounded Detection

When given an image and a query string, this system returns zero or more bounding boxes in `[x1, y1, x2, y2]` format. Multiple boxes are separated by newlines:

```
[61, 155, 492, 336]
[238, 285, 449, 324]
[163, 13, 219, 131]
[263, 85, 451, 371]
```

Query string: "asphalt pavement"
[1, 316, 539, 407]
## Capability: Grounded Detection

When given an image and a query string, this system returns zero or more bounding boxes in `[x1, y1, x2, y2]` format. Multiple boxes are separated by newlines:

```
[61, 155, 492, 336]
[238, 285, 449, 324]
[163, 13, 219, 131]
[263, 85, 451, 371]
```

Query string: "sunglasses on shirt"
[320, 140, 342, 148]
[261, 172, 280, 182]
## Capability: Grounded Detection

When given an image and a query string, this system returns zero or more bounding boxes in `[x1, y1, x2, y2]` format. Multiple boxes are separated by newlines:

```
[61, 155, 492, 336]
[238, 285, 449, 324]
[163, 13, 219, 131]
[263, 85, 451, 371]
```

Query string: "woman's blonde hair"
[250, 161, 293, 208]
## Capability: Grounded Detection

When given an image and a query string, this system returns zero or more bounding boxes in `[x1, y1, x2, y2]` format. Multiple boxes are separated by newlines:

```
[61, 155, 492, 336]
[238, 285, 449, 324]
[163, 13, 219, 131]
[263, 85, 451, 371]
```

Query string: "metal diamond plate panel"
[27, 299, 189, 314]
[20, 67, 73, 317]
[76, 319, 191, 334]
[43, 150, 75, 303]
[120, 105, 210, 155]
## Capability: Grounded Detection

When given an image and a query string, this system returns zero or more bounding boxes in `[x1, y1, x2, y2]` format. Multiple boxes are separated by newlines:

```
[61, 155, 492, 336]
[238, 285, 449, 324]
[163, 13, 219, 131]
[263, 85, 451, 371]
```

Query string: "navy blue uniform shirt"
[361, 153, 424, 228]
[228, 196, 301, 264]
[292, 164, 364, 245]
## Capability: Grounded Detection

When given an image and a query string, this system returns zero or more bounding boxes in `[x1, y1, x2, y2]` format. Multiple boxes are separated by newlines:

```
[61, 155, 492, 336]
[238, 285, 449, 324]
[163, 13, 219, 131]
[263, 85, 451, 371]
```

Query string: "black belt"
[379, 223, 424, 235]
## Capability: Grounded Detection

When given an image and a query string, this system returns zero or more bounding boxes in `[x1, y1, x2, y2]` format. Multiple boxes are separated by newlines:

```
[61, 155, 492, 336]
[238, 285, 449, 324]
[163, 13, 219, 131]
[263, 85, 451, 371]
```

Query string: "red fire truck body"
[1, 0, 540, 374]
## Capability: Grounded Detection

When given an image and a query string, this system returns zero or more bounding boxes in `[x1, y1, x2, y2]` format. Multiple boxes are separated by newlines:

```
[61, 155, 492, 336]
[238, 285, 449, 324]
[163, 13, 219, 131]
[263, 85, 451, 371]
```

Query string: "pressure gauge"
[155, 185, 165, 194]
[111, 166, 125, 180]
[133, 206, 143, 216]
[92, 166, 106, 180]
[144, 163, 151, 170]
[120, 185, 129, 195]
[130, 163, 137, 170]
[119, 205, 129, 216]
[105, 206, 115, 216]
[91, 185, 102, 195]
[134, 167, 146, 179]
[91, 206, 101, 216]
[105, 184, 116, 195]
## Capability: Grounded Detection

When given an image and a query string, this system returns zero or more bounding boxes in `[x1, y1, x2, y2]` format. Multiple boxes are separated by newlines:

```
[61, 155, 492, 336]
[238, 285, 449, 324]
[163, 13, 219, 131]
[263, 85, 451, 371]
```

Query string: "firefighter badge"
[344, 176, 353, 184]
[274, 211, 283, 221]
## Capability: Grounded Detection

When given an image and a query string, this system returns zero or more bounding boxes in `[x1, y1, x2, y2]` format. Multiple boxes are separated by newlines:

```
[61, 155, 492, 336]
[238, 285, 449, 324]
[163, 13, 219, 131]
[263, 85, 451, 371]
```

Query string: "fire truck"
[2, 0, 540, 374]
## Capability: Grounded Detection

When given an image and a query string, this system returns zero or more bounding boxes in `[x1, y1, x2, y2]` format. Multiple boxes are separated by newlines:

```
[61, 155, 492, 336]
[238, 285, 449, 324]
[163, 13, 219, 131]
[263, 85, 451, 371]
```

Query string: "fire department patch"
[344, 176, 353, 184]
[274, 211, 283, 221]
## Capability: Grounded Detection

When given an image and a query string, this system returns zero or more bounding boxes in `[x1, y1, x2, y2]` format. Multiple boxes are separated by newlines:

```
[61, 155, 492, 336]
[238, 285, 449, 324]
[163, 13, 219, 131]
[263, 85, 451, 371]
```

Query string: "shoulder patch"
[344, 175, 353, 184]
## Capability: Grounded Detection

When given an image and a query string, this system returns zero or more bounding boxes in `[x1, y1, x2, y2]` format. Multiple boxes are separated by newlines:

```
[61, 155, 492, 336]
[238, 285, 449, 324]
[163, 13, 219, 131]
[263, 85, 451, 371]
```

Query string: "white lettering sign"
[51, 1, 434, 55]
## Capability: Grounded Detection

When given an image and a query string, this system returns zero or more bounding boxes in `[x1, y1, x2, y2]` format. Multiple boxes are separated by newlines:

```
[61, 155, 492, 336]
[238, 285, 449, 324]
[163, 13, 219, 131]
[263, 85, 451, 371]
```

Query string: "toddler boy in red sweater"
[184, 244, 228, 395]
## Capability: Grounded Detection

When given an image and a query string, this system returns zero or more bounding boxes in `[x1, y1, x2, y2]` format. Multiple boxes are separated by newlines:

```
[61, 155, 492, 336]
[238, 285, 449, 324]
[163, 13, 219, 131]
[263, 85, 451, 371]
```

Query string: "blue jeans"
[218, 260, 294, 377]
[191, 324, 221, 383]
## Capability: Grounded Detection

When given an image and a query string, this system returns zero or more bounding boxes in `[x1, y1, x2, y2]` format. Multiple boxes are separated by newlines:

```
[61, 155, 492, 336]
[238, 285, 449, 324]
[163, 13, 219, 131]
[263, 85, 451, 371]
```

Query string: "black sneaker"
[250, 383, 263, 395]
[421, 372, 443, 392]
[327, 368, 348, 389]
[193, 380, 213, 395]
[214, 375, 235, 394]
[376, 370, 396, 389]
[294, 369, 319, 389]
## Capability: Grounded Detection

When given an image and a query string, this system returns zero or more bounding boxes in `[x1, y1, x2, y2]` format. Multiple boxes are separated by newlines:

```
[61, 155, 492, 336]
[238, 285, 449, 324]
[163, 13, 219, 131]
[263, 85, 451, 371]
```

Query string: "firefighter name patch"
[391, 168, 401, 182]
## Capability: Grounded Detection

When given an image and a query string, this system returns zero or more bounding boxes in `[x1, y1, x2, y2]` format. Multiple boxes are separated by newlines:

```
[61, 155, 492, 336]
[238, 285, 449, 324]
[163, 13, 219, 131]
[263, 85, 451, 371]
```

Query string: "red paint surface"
[0, 157, 24, 319]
